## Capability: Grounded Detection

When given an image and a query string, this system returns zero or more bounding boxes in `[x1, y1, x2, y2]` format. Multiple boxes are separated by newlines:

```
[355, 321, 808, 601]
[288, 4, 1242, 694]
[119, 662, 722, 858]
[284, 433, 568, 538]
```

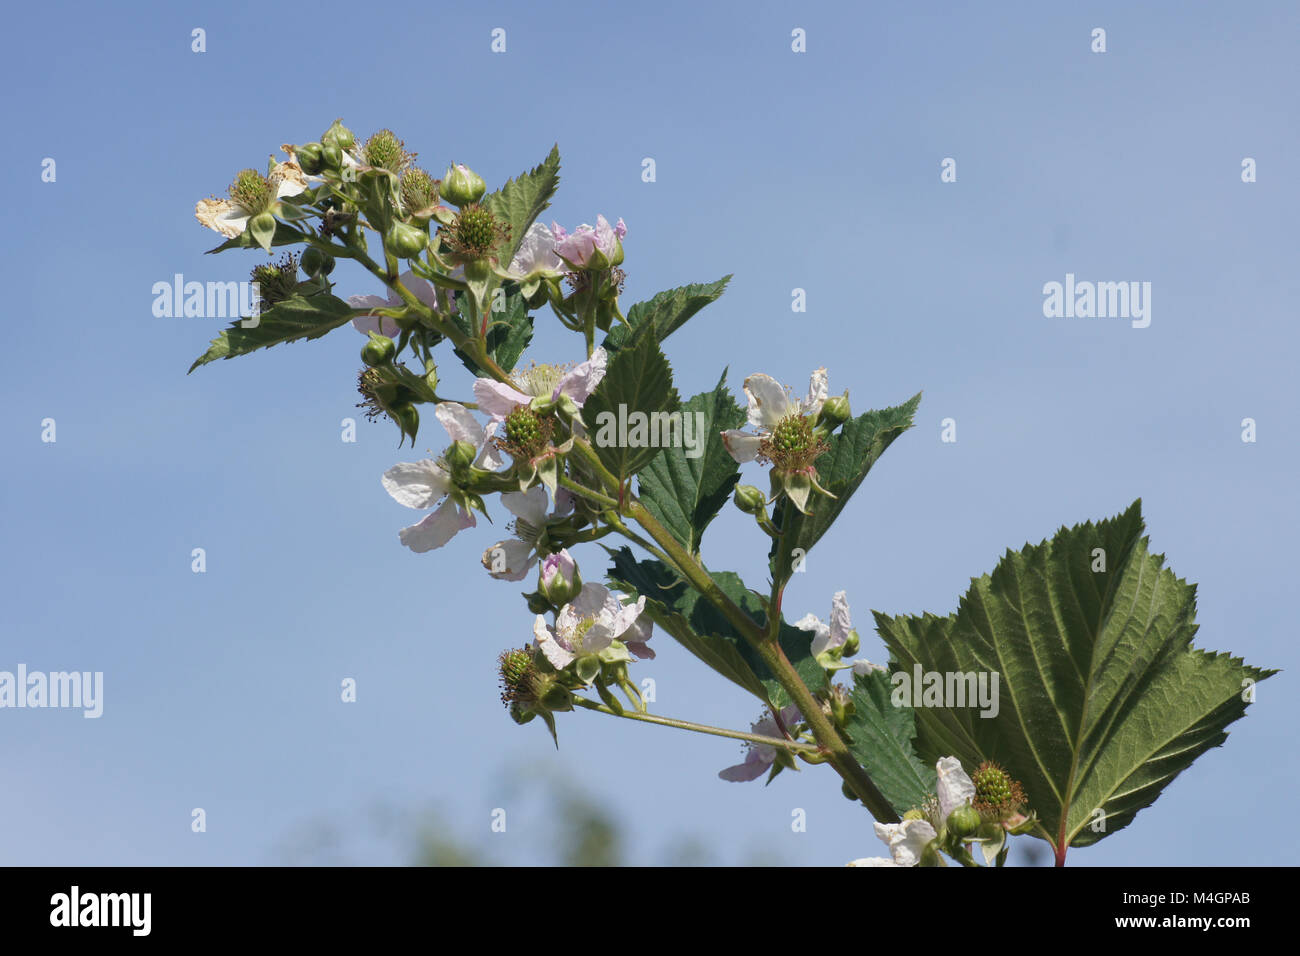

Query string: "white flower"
[720, 368, 829, 465]
[481, 486, 574, 581]
[472, 349, 608, 422]
[381, 403, 502, 552]
[870, 819, 939, 867]
[194, 160, 307, 239]
[533, 583, 646, 671]
[795, 590, 853, 658]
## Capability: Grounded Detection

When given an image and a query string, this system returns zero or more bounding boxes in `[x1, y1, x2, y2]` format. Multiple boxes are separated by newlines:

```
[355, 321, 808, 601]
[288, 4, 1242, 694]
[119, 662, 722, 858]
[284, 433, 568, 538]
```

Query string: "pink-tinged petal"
[535, 617, 575, 670]
[556, 347, 607, 404]
[398, 500, 473, 553]
[501, 485, 550, 528]
[435, 402, 486, 448]
[718, 753, 770, 782]
[395, 270, 440, 310]
[482, 538, 536, 581]
[743, 374, 790, 429]
[829, 591, 852, 647]
[614, 217, 627, 239]
[473, 378, 533, 421]
[351, 314, 402, 337]
[623, 617, 655, 659]
[721, 429, 762, 464]
[555, 224, 598, 267]
[550, 221, 568, 241]
[382, 460, 452, 509]
[348, 294, 389, 310]
[594, 215, 618, 256]
[552, 487, 576, 516]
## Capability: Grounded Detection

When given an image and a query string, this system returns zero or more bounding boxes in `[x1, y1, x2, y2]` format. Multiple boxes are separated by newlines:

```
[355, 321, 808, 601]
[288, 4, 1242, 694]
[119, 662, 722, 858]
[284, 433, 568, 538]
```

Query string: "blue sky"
[1, 0, 1296, 866]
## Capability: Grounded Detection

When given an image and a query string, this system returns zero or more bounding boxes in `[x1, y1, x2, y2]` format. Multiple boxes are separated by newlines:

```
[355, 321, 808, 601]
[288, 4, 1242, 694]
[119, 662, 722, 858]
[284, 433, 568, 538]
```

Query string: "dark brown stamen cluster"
[250, 253, 299, 306]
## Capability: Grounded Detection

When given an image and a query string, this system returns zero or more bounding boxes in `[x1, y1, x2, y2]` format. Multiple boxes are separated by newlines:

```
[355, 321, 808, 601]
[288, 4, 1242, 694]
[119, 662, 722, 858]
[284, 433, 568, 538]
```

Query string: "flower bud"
[441, 163, 486, 206]
[320, 143, 343, 171]
[816, 392, 851, 430]
[525, 592, 553, 615]
[732, 484, 767, 515]
[538, 550, 582, 606]
[445, 439, 477, 473]
[299, 245, 335, 277]
[386, 222, 428, 259]
[296, 142, 324, 175]
[322, 119, 356, 150]
[361, 333, 396, 367]
[843, 630, 860, 657]
[947, 803, 982, 840]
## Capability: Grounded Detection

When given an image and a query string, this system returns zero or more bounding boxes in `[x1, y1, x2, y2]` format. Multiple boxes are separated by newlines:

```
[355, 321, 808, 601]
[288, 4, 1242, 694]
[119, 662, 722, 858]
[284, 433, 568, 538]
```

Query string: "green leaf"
[873, 500, 1276, 853]
[844, 668, 937, 814]
[188, 288, 355, 372]
[582, 333, 679, 485]
[637, 372, 746, 555]
[204, 219, 304, 254]
[770, 393, 921, 582]
[452, 288, 534, 376]
[482, 145, 561, 269]
[603, 276, 732, 353]
[607, 549, 825, 708]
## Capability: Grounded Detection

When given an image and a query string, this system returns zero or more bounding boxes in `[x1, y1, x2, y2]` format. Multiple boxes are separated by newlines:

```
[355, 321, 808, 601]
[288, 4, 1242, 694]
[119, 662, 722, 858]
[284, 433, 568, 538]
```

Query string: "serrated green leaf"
[770, 393, 920, 581]
[607, 549, 825, 708]
[844, 668, 937, 814]
[583, 333, 679, 484]
[603, 276, 732, 353]
[452, 288, 534, 376]
[873, 500, 1276, 855]
[188, 289, 354, 372]
[204, 219, 304, 254]
[482, 145, 561, 269]
[637, 372, 746, 555]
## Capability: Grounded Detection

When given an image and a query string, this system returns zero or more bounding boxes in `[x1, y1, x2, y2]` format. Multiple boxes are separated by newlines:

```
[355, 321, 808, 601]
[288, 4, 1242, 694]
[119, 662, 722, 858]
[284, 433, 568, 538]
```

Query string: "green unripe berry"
[386, 222, 428, 259]
[300, 245, 334, 278]
[947, 803, 982, 840]
[296, 142, 324, 175]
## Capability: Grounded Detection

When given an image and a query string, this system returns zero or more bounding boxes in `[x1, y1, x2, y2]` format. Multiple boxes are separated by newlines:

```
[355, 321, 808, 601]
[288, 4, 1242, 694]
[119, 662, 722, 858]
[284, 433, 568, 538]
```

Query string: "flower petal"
[501, 485, 550, 529]
[873, 819, 936, 867]
[936, 756, 976, 822]
[829, 591, 852, 648]
[473, 378, 532, 422]
[382, 460, 452, 509]
[435, 402, 486, 448]
[535, 616, 576, 670]
[557, 348, 607, 405]
[482, 538, 536, 581]
[721, 429, 762, 464]
[195, 198, 249, 238]
[398, 500, 473, 553]
[743, 374, 789, 429]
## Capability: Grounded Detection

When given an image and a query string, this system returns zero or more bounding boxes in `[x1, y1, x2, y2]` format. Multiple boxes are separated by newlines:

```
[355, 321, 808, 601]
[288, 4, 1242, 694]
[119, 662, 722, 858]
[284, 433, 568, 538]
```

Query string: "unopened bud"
[816, 392, 851, 430]
[441, 163, 486, 206]
[733, 484, 767, 515]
